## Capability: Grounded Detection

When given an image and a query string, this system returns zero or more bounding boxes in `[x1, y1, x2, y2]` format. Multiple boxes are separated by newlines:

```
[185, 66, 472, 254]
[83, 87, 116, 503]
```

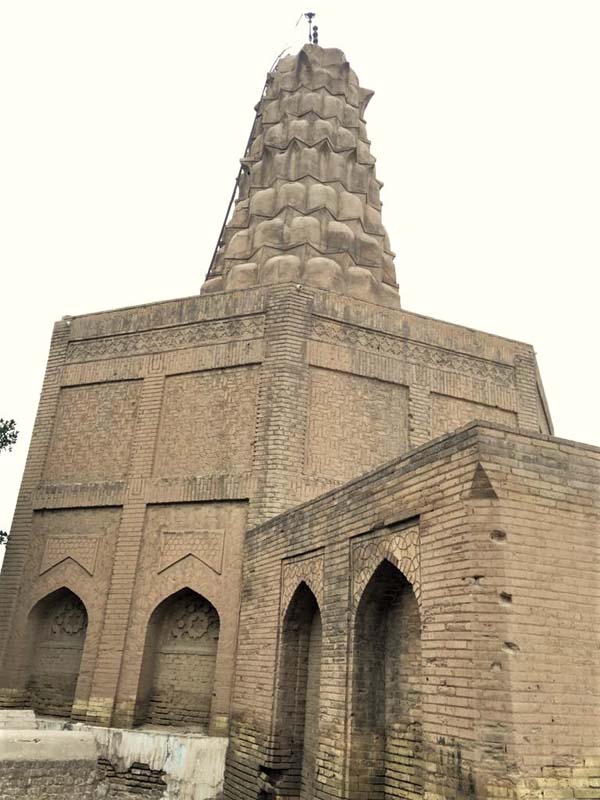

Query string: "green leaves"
[0, 418, 18, 546]
[0, 418, 18, 453]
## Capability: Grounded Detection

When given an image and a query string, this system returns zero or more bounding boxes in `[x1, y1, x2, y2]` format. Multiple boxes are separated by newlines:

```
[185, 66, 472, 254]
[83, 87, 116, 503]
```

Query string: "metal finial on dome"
[304, 12, 317, 43]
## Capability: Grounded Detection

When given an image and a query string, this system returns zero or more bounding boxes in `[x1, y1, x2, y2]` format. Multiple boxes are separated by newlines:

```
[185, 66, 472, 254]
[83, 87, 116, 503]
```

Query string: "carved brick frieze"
[32, 473, 256, 510]
[351, 525, 420, 606]
[40, 535, 100, 576]
[310, 317, 515, 387]
[158, 529, 225, 574]
[65, 315, 265, 363]
[281, 552, 324, 614]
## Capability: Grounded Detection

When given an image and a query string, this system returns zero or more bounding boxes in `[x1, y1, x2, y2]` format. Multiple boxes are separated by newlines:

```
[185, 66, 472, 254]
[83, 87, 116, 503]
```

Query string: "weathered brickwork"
[305, 367, 409, 482]
[430, 392, 517, 438]
[0, 729, 99, 799]
[0, 39, 596, 800]
[0, 283, 552, 739]
[140, 590, 220, 729]
[351, 561, 422, 799]
[28, 590, 88, 716]
[273, 584, 322, 800]
[224, 424, 600, 800]
[96, 759, 167, 798]
[112, 500, 247, 735]
[0, 759, 97, 799]
[44, 381, 142, 482]
[153, 366, 260, 477]
[0, 507, 121, 718]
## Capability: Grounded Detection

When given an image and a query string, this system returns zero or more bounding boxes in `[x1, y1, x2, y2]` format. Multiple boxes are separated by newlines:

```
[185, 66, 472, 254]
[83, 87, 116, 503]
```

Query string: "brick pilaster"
[249, 285, 312, 527]
[408, 383, 431, 448]
[0, 321, 70, 680]
[85, 374, 165, 725]
[514, 345, 541, 433]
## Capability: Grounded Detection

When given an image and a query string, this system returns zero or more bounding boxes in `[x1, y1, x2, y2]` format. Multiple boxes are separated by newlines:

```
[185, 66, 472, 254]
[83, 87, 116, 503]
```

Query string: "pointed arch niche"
[135, 588, 220, 729]
[26, 588, 88, 717]
[351, 560, 423, 800]
[276, 582, 323, 800]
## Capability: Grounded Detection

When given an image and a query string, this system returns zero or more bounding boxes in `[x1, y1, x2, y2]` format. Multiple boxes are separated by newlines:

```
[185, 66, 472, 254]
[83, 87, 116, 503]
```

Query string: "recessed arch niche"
[351, 559, 423, 799]
[135, 588, 220, 729]
[26, 587, 88, 717]
[276, 581, 323, 799]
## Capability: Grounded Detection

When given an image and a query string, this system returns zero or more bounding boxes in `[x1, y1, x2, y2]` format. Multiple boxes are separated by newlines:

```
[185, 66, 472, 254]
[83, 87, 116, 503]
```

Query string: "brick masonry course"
[0, 283, 549, 740]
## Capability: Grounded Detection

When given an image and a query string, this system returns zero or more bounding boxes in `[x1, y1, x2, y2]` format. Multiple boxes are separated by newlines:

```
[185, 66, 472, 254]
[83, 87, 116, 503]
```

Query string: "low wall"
[0, 711, 228, 799]
[0, 728, 97, 799]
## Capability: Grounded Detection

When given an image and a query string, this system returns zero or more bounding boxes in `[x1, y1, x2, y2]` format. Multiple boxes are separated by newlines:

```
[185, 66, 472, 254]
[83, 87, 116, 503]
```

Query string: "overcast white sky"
[1, 1, 599, 542]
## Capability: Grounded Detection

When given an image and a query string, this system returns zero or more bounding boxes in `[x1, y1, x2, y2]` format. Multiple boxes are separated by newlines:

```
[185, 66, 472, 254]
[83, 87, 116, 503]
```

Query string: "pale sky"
[1, 1, 599, 543]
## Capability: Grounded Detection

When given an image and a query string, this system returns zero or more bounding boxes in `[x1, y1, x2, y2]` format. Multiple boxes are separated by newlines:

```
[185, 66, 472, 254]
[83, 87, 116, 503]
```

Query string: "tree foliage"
[0, 418, 18, 453]
[1, 418, 18, 545]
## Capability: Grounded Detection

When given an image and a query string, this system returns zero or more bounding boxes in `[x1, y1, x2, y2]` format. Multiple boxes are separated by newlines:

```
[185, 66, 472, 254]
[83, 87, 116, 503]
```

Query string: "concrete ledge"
[0, 709, 37, 729]
[0, 729, 97, 762]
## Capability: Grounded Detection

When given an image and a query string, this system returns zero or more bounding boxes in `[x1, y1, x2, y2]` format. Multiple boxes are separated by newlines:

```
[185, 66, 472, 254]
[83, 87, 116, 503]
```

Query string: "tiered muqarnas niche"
[202, 44, 400, 309]
[0, 40, 586, 800]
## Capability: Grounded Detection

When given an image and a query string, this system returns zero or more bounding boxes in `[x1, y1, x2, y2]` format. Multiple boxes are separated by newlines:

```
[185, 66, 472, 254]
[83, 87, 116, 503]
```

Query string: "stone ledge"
[0, 729, 97, 762]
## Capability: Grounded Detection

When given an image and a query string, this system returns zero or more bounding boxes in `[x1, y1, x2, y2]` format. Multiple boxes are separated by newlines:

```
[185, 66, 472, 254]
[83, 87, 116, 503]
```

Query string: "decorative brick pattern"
[159, 529, 225, 574]
[351, 525, 420, 606]
[2, 38, 583, 800]
[430, 392, 517, 438]
[281, 552, 324, 613]
[311, 317, 516, 386]
[225, 425, 600, 800]
[44, 381, 142, 482]
[40, 535, 99, 576]
[153, 367, 259, 478]
[28, 592, 88, 717]
[112, 500, 247, 734]
[143, 591, 220, 729]
[350, 561, 422, 800]
[66, 314, 265, 363]
[0, 283, 553, 747]
[305, 367, 409, 482]
[0, 322, 70, 667]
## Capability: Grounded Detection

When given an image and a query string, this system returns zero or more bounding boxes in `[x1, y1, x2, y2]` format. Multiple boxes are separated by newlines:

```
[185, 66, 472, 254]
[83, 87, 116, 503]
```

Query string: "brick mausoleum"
[0, 43, 599, 800]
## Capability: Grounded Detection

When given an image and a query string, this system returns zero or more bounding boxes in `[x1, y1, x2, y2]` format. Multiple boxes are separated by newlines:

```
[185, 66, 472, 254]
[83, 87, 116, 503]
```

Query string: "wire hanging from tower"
[204, 13, 319, 280]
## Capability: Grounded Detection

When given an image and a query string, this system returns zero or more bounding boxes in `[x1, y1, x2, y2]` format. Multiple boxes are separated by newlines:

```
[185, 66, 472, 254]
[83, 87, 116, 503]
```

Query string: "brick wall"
[430, 392, 517, 438]
[0, 760, 97, 799]
[469, 426, 600, 798]
[96, 758, 167, 798]
[138, 590, 219, 729]
[350, 561, 422, 800]
[153, 366, 259, 477]
[111, 500, 247, 734]
[44, 381, 142, 482]
[0, 729, 98, 800]
[224, 423, 600, 800]
[305, 367, 409, 482]
[0, 284, 551, 734]
[28, 590, 88, 716]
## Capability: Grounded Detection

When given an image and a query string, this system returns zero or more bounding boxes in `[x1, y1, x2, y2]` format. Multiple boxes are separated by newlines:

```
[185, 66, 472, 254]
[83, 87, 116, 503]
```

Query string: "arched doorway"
[351, 560, 422, 799]
[276, 582, 322, 799]
[136, 588, 219, 729]
[26, 588, 88, 717]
